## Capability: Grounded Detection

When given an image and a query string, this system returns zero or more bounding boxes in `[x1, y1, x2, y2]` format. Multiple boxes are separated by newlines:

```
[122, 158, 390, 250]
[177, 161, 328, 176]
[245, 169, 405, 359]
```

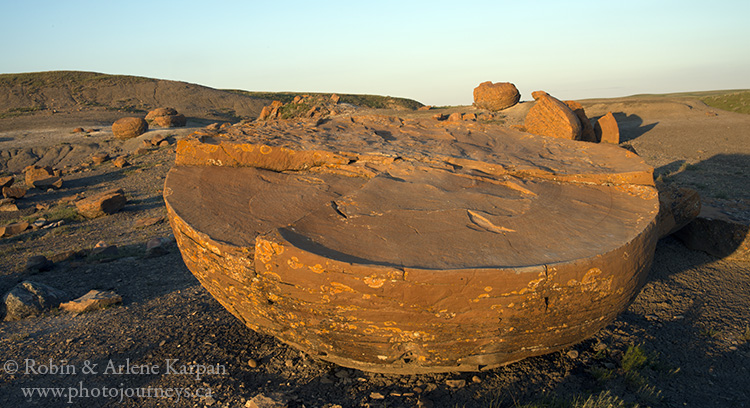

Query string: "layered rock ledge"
[164, 114, 659, 373]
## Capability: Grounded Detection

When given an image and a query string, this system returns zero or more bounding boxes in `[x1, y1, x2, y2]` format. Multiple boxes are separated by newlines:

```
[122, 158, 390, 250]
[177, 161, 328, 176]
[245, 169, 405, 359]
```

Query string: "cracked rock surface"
[164, 114, 659, 373]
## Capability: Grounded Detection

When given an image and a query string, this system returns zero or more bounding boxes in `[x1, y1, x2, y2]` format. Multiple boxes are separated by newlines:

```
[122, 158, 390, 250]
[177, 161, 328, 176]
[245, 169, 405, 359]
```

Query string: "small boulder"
[524, 91, 582, 140]
[473, 81, 521, 111]
[91, 152, 110, 165]
[564, 100, 597, 142]
[112, 156, 130, 168]
[330, 94, 341, 104]
[112, 117, 148, 140]
[72, 127, 86, 133]
[145, 107, 178, 121]
[25, 255, 54, 273]
[152, 114, 186, 128]
[2, 281, 67, 321]
[595, 112, 620, 144]
[59, 290, 122, 313]
[447, 112, 464, 122]
[675, 205, 750, 261]
[0, 221, 29, 238]
[3, 185, 27, 199]
[75, 189, 127, 218]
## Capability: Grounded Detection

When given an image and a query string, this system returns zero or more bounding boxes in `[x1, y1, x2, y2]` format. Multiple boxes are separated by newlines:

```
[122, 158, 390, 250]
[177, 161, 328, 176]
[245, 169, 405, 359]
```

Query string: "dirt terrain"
[0, 86, 749, 408]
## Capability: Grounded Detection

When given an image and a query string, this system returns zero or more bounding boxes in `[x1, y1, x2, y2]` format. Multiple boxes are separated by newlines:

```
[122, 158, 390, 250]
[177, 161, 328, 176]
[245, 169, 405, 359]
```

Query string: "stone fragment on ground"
[524, 91, 582, 140]
[675, 204, 750, 261]
[112, 156, 130, 168]
[656, 181, 702, 238]
[244, 392, 288, 408]
[473, 81, 520, 111]
[2, 185, 27, 199]
[133, 216, 164, 228]
[91, 152, 109, 164]
[75, 188, 127, 218]
[59, 290, 122, 313]
[595, 112, 620, 144]
[91, 240, 119, 258]
[0, 175, 13, 188]
[112, 117, 148, 139]
[2, 281, 68, 321]
[145, 237, 170, 257]
[0, 221, 29, 238]
[0, 198, 18, 212]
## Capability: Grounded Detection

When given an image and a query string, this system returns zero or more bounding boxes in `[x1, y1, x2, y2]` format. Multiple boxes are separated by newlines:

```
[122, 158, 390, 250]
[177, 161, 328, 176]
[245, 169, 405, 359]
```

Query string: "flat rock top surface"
[166, 115, 658, 269]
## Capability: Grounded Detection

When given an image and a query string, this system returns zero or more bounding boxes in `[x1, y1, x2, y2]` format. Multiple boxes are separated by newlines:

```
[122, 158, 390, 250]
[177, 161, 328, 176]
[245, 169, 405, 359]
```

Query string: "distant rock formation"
[473, 81, 520, 111]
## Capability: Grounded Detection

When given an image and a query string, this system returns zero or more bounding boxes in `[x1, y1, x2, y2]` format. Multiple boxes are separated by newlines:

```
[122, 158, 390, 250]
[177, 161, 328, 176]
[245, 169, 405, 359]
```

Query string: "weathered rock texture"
[112, 117, 148, 139]
[473, 82, 521, 111]
[165, 114, 659, 374]
[525, 92, 582, 140]
[656, 181, 701, 238]
[595, 112, 620, 144]
[25, 165, 62, 189]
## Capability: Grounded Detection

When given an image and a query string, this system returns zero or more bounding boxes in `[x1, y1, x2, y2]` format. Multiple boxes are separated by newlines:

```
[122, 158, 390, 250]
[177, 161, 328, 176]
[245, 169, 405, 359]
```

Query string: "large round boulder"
[112, 117, 148, 140]
[473, 81, 521, 111]
[524, 91, 582, 140]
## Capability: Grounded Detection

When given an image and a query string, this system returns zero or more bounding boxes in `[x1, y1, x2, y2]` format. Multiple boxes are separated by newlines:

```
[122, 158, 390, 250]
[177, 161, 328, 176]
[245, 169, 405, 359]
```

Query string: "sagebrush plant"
[621, 344, 650, 372]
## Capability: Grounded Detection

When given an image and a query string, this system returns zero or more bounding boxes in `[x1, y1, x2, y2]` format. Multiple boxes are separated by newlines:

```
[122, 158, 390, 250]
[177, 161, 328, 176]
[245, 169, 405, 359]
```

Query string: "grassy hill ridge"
[0, 71, 425, 122]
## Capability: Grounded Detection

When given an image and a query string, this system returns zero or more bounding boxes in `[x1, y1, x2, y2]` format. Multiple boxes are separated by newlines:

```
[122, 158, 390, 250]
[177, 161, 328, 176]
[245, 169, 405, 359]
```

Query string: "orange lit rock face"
[596, 112, 621, 144]
[525, 92, 582, 140]
[164, 115, 659, 374]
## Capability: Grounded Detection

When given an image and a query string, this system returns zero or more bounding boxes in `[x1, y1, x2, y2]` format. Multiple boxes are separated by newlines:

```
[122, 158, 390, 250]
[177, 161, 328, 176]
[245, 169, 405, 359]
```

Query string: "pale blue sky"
[1, 0, 748, 105]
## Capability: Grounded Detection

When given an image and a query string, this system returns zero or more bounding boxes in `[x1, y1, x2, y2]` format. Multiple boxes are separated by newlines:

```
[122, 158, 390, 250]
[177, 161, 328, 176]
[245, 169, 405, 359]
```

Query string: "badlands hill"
[0, 71, 423, 131]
